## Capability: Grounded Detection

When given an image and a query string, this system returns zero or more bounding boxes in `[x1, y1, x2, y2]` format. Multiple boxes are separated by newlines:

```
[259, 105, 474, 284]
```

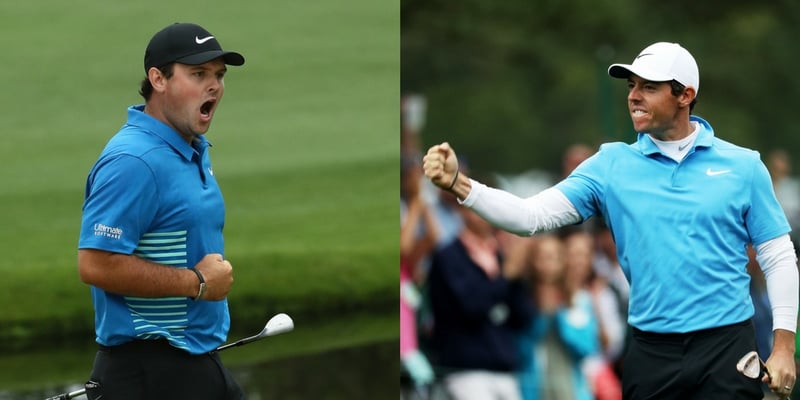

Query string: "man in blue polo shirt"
[423, 42, 798, 399]
[78, 22, 245, 399]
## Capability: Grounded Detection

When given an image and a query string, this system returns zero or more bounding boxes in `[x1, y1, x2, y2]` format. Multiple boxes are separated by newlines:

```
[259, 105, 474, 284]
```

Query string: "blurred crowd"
[400, 94, 800, 400]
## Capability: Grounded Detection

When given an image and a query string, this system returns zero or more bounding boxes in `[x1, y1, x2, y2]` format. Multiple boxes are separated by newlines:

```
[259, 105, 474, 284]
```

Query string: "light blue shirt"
[556, 115, 790, 333]
[79, 105, 229, 354]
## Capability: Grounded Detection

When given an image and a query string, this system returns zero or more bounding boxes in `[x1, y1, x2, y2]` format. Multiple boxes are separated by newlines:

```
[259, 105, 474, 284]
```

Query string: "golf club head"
[263, 313, 294, 336]
[737, 351, 768, 380]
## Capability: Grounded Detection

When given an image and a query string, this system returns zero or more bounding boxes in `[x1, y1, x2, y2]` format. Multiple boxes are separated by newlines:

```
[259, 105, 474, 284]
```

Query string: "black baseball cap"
[144, 23, 245, 72]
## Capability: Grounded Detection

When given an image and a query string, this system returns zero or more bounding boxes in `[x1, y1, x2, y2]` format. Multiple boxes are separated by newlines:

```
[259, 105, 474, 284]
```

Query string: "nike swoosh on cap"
[635, 53, 653, 59]
[195, 35, 215, 44]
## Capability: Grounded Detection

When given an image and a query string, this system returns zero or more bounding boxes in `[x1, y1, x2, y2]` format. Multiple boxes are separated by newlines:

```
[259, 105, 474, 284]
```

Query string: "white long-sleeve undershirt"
[460, 180, 580, 236]
[755, 234, 799, 333]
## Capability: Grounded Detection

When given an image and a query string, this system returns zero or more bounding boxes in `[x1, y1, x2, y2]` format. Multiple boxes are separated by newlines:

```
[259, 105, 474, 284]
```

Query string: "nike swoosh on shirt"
[706, 168, 731, 176]
[195, 35, 215, 44]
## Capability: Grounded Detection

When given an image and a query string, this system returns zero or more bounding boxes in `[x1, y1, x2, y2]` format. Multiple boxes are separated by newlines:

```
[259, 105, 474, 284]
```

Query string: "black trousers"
[86, 339, 244, 400]
[622, 319, 763, 400]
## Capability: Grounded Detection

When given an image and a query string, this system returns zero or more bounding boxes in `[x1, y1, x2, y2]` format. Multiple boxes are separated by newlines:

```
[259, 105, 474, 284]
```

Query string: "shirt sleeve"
[78, 154, 158, 254]
[755, 234, 799, 333]
[460, 180, 581, 236]
[747, 158, 793, 245]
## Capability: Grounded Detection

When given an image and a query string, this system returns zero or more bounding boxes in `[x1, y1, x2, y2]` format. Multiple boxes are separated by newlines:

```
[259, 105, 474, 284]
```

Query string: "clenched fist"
[422, 142, 460, 190]
[194, 253, 234, 301]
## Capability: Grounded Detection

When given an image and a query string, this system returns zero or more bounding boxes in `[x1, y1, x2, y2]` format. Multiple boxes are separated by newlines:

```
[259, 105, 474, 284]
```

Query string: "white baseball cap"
[608, 42, 699, 94]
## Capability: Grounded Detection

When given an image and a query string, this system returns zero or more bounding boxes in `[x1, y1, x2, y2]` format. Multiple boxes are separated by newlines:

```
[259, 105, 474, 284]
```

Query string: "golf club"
[736, 350, 770, 381]
[737, 351, 796, 400]
[217, 312, 294, 351]
[45, 313, 295, 400]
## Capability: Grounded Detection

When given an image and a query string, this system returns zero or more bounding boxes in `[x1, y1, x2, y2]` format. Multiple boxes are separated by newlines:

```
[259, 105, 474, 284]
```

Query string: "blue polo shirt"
[555, 116, 790, 333]
[79, 105, 229, 354]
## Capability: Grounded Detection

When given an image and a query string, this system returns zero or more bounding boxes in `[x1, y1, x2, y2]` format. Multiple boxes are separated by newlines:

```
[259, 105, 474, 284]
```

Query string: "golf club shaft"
[44, 389, 85, 400]
[216, 335, 258, 351]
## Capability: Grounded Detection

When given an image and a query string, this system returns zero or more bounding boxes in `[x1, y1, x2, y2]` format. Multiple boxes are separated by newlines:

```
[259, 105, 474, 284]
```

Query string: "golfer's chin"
[192, 122, 212, 136]
[630, 119, 655, 135]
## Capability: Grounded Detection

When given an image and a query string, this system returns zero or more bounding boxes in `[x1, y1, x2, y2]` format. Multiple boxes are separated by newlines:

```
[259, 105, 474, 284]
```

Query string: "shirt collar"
[637, 115, 714, 156]
[125, 105, 211, 161]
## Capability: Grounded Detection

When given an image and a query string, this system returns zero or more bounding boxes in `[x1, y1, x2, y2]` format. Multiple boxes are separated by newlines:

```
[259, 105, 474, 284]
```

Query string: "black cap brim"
[176, 50, 245, 67]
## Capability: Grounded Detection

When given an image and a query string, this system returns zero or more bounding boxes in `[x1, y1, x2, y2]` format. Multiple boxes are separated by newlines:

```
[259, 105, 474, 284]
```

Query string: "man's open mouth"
[200, 99, 217, 117]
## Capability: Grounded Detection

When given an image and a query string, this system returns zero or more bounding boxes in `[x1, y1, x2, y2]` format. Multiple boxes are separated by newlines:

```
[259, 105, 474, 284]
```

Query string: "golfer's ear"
[680, 86, 696, 108]
[148, 67, 167, 93]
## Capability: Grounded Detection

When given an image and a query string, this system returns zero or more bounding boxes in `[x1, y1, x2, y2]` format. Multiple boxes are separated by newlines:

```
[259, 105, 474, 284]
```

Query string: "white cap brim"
[608, 63, 675, 83]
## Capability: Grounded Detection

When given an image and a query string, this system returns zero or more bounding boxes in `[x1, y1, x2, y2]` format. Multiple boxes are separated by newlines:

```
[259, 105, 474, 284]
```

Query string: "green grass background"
[0, 0, 398, 351]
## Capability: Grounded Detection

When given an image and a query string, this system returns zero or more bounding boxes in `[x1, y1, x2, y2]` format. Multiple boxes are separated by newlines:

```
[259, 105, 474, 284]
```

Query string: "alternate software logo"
[94, 223, 123, 240]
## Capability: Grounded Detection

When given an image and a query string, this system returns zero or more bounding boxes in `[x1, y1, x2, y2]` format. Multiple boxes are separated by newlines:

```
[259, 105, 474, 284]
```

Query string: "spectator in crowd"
[515, 234, 595, 400]
[400, 155, 438, 392]
[401, 155, 439, 282]
[563, 230, 624, 400]
[768, 149, 800, 249]
[400, 93, 462, 257]
[402, 94, 428, 160]
[427, 203, 533, 400]
[561, 143, 595, 179]
[592, 221, 629, 316]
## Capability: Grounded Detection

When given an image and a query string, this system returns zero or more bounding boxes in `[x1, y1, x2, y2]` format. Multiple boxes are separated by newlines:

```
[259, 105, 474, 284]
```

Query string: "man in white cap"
[422, 42, 798, 399]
